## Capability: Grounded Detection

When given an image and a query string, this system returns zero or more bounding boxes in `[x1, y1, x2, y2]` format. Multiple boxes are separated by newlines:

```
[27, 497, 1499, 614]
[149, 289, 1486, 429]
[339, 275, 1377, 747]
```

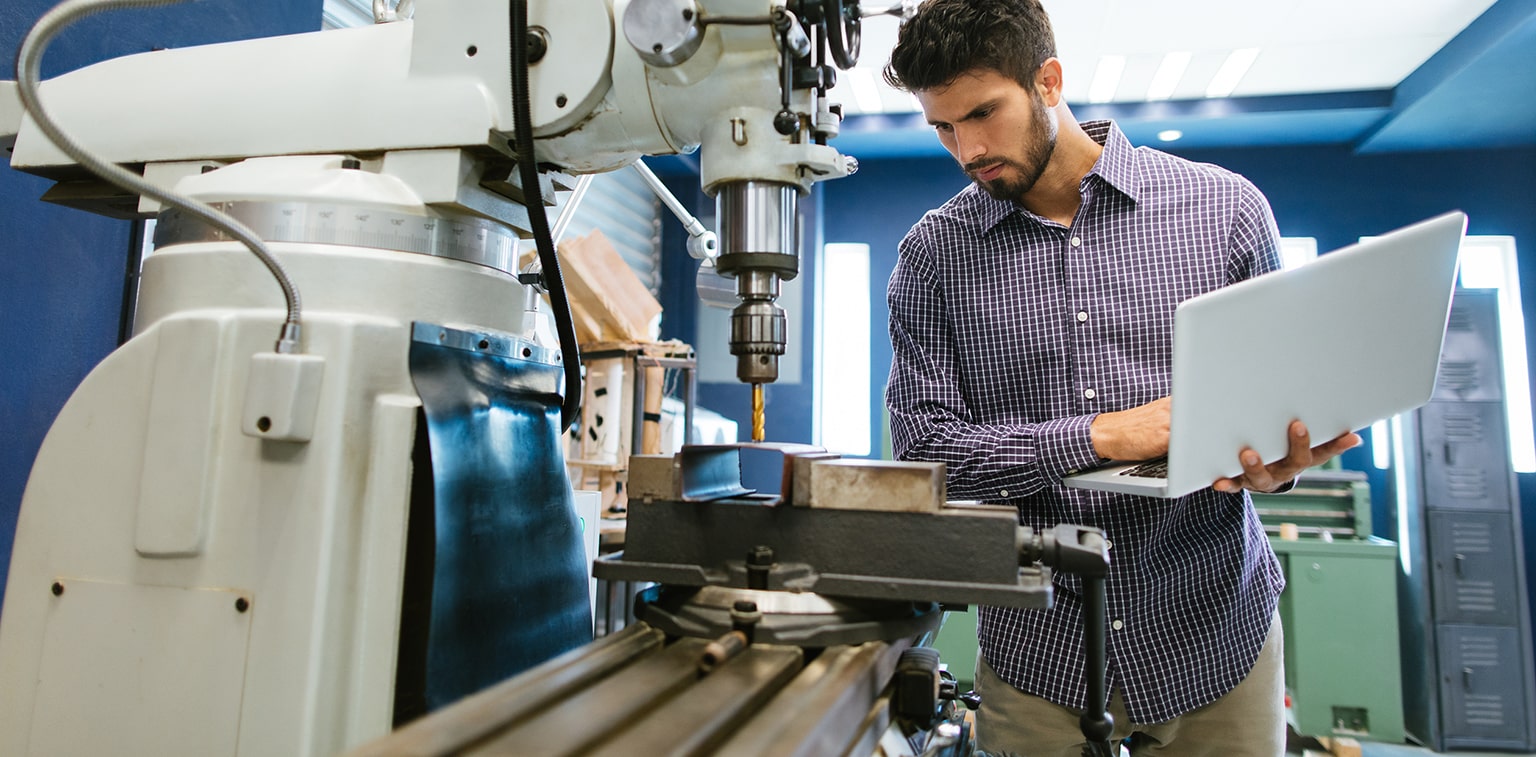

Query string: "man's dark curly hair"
[883, 0, 1057, 93]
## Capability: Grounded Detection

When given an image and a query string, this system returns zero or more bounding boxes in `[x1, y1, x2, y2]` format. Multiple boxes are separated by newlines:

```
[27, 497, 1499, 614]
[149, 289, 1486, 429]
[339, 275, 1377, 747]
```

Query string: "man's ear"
[1037, 58, 1064, 107]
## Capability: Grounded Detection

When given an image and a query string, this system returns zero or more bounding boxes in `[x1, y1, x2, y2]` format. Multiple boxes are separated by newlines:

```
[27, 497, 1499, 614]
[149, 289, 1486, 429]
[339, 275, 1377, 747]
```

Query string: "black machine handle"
[1022, 525, 1116, 756]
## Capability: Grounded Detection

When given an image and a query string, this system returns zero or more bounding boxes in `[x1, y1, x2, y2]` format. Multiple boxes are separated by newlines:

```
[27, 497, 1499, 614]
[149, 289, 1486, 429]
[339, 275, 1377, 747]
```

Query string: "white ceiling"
[836, 0, 1499, 113]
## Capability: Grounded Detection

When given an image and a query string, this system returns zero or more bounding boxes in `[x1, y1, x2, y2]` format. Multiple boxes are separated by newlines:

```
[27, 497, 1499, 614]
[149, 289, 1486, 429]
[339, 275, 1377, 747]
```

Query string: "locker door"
[1432, 294, 1503, 403]
[1419, 401, 1512, 512]
[1438, 625, 1530, 745]
[1428, 511, 1521, 627]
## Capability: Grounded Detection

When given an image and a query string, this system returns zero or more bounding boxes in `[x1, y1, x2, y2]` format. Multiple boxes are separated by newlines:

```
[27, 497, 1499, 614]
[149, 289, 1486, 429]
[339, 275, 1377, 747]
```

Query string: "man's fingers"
[1287, 421, 1311, 464]
[1239, 448, 1272, 491]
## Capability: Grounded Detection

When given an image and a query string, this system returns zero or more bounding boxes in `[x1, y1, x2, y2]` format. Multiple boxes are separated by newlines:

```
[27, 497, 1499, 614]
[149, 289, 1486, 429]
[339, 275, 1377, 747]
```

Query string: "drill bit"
[751, 383, 765, 442]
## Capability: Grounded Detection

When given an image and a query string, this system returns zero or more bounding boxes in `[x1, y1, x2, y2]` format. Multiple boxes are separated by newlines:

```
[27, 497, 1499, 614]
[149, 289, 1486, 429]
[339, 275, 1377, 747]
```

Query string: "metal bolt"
[235, 597, 250, 613]
[746, 546, 773, 590]
[733, 600, 758, 613]
[526, 27, 549, 64]
[51, 581, 64, 596]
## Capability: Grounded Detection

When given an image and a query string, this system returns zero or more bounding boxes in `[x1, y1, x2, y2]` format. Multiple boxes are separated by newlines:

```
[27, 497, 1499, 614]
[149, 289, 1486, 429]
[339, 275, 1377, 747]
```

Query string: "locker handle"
[1455, 553, 1466, 578]
[1463, 666, 1474, 691]
[1444, 442, 1455, 466]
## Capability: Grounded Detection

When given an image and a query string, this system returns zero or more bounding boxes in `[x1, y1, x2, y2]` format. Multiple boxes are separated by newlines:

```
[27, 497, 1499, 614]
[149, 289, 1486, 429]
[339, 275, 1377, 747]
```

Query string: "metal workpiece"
[624, 0, 705, 68]
[798, 458, 947, 512]
[632, 443, 943, 511]
[628, 443, 829, 504]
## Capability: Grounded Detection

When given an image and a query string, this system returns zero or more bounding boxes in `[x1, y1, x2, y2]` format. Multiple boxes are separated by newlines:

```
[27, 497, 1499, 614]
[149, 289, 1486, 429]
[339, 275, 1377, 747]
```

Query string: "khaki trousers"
[974, 613, 1285, 757]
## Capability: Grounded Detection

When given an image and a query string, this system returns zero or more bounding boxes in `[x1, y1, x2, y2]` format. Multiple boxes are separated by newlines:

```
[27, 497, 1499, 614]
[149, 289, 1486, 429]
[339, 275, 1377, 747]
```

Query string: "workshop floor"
[1354, 746, 1534, 756]
[1296, 742, 1535, 756]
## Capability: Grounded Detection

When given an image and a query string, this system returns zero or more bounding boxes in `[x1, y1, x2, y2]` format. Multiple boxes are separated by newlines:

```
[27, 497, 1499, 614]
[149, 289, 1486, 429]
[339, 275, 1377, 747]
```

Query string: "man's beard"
[964, 93, 1057, 202]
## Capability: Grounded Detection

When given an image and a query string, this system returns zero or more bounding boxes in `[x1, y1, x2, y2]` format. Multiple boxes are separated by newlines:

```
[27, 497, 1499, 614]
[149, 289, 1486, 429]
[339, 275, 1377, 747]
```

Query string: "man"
[881, 1, 1360, 754]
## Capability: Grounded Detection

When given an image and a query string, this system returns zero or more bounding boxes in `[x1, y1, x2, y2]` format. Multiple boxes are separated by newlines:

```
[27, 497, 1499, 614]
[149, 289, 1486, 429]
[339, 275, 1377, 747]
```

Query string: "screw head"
[51, 581, 64, 596]
[235, 597, 250, 613]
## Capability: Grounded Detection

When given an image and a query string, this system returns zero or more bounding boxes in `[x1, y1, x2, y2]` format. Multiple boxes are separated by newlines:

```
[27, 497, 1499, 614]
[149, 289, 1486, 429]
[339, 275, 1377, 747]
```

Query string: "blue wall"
[0, 1, 321, 613]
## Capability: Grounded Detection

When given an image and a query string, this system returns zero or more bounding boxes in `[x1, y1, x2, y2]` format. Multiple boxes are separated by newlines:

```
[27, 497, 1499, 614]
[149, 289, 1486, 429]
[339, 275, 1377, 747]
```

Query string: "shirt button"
[1112, 619, 1124, 631]
[999, 489, 1009, 498]
[1076, 311, 1089, 323]
[1083, 388, 1097, 399]
[1070, 236, 1082, 247]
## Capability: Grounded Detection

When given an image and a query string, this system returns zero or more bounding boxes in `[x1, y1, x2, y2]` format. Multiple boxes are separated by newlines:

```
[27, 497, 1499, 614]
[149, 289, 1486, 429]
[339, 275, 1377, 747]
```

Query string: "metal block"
[805, 459, 945, 512]
[789, 450, 844, 506]
[627, 454, 680, 501]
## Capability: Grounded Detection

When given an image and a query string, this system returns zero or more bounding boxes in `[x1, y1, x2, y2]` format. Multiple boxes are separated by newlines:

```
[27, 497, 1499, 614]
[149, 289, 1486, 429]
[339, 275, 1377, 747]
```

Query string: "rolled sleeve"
[1036, 414, 1103, 481]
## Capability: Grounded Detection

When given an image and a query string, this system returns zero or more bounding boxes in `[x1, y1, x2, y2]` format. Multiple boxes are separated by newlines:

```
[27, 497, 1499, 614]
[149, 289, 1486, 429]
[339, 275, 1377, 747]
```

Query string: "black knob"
[773, 110, 800, 136]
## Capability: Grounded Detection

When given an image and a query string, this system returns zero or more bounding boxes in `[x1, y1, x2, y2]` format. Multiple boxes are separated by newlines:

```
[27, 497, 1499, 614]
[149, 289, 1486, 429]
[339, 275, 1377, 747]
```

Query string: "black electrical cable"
[510, 0, 581, 432]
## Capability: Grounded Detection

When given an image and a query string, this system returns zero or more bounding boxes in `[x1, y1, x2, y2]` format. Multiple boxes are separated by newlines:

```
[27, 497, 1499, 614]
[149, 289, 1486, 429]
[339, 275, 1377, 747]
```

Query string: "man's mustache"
[965, 158, 1010, 174]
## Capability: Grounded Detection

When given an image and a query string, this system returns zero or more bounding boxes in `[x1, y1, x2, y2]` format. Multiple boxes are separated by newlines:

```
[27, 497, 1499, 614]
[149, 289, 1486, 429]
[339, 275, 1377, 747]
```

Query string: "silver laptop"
[1062, 210, 1467, 499]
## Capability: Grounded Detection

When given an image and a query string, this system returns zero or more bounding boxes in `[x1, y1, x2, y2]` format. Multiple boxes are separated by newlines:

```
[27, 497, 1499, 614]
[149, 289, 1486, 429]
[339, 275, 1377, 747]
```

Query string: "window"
[1371, 235, 1533, 473]
[1457, 236, 1533, 472]
[1278, 236, 1317, 271]
[814, 243, 872, 456]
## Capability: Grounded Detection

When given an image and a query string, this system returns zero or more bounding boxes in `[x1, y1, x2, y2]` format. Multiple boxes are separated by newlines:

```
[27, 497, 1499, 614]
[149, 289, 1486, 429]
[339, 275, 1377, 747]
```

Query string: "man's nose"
[954, 126, 986, 166]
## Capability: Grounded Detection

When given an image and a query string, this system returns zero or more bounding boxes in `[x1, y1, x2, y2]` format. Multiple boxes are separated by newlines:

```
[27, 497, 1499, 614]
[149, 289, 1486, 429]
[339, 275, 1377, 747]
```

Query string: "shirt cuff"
[1036, 414, 1103, 483]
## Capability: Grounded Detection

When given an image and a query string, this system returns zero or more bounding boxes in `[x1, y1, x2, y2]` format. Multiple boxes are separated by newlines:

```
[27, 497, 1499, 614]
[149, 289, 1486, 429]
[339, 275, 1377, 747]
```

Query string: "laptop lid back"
[1162, 211, 1467, 498]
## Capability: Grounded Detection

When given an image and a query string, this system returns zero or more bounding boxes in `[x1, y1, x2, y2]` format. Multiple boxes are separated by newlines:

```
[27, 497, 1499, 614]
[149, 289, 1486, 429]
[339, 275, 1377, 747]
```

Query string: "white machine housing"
[0, 1, 856, 755]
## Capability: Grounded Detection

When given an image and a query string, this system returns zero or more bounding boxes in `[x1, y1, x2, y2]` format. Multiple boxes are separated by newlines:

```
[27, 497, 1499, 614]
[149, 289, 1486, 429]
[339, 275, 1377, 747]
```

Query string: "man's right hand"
[1089, 397, 1171, 461]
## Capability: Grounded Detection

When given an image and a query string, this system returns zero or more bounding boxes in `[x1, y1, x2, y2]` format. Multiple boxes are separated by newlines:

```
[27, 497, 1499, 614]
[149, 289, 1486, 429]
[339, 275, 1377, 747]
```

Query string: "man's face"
[915, 68, 1058, 202]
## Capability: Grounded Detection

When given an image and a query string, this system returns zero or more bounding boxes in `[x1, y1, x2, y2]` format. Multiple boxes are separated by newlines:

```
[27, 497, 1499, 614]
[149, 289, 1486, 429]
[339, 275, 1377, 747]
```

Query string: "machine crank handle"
[1078, 569, 1116, 756]
[1017, 524, 1111, 577]
[1017, 525, 1115, 753]
[630, 160, 718, 261]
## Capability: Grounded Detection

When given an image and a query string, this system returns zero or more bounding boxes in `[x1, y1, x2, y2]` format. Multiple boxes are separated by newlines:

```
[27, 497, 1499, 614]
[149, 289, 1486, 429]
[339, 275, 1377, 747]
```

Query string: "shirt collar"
[1082, 120, 1140, 202]
[972, 119, 1140, 234]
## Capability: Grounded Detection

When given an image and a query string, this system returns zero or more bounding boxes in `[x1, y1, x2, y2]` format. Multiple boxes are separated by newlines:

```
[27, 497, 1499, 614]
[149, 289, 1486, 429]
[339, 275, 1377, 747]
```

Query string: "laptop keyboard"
[1118, 458, 1169, 478]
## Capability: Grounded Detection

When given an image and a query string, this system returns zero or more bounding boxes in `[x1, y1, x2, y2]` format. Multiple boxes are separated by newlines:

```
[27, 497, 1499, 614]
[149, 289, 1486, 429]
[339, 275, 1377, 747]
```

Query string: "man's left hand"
[1213, 420, 1363, 494]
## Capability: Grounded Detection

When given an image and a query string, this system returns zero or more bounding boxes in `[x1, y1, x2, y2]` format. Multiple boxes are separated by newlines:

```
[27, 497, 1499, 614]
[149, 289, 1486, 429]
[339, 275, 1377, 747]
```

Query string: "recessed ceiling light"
[1147, 52, 1191, 101]
[1157, 129, 1184, 142]
[1088, 55, 1125, 104]
[1207, 48, 1260, 98]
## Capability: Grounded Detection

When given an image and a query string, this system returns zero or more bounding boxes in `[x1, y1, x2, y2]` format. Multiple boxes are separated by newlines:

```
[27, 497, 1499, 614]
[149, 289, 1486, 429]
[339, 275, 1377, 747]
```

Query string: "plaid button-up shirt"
[886, 121, 1285, 725]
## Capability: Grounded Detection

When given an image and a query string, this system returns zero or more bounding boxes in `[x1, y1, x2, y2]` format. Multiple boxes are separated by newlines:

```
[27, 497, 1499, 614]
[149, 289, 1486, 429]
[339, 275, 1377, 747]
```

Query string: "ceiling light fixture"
[1088, 55, 1125, 104]
[1146, 51, 1191, 101]
[1157, 129, 1184, 142]
[1206, 48, 1260, 99]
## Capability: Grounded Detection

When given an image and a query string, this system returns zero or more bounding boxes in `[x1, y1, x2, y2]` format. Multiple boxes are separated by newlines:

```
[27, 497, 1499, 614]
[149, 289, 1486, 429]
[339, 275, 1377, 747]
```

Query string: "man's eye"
[935, 123, 953, 134]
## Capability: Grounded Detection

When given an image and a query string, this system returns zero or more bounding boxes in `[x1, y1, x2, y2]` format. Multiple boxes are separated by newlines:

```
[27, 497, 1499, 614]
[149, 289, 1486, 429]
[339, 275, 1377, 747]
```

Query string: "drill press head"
[713, 180, 800, 384]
